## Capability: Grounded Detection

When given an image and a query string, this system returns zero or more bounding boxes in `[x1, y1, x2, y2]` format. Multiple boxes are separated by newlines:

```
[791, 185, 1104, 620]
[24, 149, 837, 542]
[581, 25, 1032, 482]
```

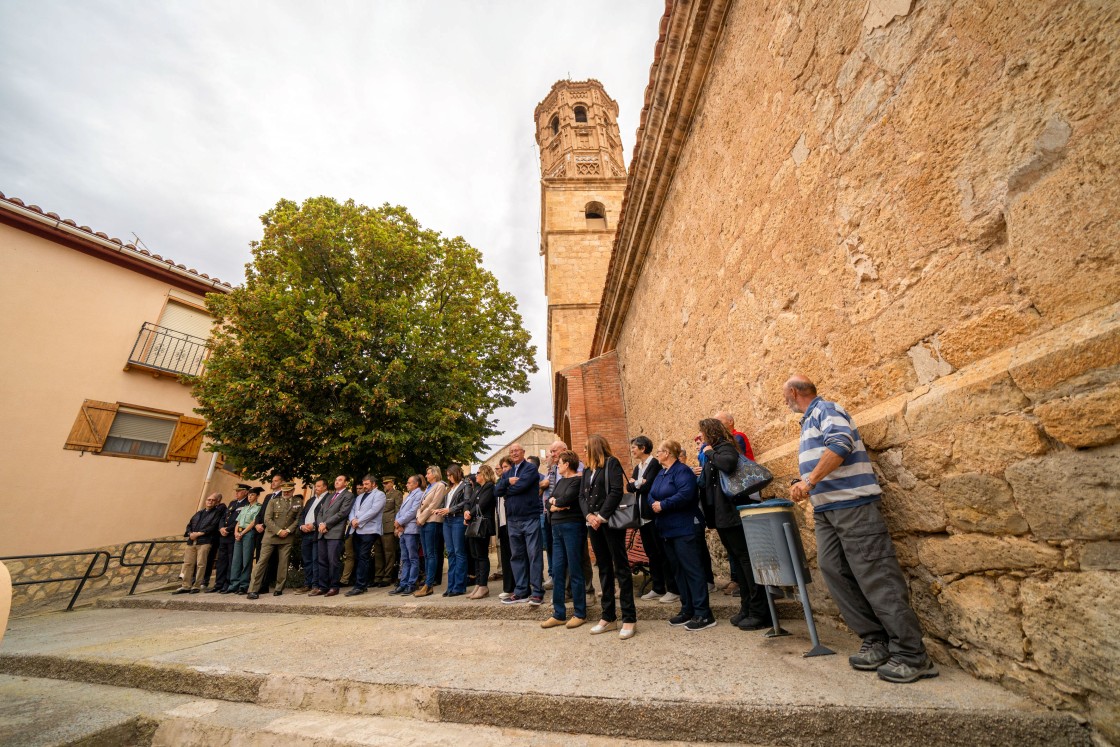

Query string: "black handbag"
[465, 512, 491, 538]
[718, 452, 773, 504]
[605, 460, 640, 530]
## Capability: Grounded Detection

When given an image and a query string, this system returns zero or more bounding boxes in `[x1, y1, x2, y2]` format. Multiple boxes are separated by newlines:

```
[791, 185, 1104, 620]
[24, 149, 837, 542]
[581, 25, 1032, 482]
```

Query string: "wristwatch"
[804, 479, 816, 490]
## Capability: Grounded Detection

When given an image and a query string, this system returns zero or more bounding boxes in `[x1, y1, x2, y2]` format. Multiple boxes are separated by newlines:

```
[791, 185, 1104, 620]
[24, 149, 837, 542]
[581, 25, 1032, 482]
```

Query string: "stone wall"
[602, 0, 1119, 739]
[4, 536, 185, 615]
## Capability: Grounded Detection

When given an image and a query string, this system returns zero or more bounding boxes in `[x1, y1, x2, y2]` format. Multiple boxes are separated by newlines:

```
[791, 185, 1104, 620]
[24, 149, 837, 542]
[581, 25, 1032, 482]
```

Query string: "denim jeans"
[442, 515, 467, 594]
[399, 533, 420, 588]
[541, 510, 554, 580]
[227, 535, 254, 592]
[507, 514, 543, 598]
[352, 532, 378, 591]
[551, 521, 587, 620]
[420, 522, 443, 588]
[300, 532, 318, 589]
[664, 529, 711, 620]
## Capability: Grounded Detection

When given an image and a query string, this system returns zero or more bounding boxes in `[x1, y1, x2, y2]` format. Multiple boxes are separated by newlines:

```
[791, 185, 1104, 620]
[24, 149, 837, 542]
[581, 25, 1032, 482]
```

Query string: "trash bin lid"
[738, 498, 797, 515]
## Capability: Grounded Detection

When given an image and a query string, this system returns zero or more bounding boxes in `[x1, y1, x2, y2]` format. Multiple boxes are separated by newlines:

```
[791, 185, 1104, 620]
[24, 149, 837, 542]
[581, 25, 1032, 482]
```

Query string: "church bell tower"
[534, 79, 627, 384]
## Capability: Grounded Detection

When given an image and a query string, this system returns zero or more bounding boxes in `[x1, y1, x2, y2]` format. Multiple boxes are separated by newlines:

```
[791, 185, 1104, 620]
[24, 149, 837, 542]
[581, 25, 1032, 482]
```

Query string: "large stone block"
[938, 575, 1025, 660]
[1079, 542, 1120, 571]
[880, 480, 947, 534]
[950, 414, 1048, 475]
[905, 366, 1029, 438]
[1005, 443, 1120, 540]
[937, 303, 1044, 370]
[1035, 381, 1120, 449]
[900, 436, 953, 484]
[916, 534, 1062, 575]
[1021, 572, 1120, 697]
[1007, 302, 1120, 401]
[940, 472, 1029, 535]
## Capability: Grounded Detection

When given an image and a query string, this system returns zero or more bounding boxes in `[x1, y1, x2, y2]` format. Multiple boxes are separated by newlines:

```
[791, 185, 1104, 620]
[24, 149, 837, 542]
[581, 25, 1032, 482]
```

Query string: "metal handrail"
[127, 322, 210, 377]
[0, 551, 112, 611]
[119, 539, 187, 595]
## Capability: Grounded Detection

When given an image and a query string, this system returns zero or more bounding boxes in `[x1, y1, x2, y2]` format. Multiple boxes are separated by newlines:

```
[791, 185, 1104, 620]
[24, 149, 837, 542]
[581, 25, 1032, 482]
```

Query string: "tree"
[192, 196, 536, 481]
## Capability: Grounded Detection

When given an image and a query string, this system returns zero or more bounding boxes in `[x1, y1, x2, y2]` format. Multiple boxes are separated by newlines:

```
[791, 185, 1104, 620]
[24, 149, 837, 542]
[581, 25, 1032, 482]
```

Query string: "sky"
[0, 1, 664, 458]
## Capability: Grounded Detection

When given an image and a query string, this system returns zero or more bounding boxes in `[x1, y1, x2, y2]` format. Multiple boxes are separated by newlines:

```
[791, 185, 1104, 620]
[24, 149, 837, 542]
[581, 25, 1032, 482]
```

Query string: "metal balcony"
[127, 322, 209, 377]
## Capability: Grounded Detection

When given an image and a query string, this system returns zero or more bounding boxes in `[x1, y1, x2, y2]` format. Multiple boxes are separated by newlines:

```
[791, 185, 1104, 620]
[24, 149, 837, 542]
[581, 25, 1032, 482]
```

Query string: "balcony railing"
[127, 322, 209, 377]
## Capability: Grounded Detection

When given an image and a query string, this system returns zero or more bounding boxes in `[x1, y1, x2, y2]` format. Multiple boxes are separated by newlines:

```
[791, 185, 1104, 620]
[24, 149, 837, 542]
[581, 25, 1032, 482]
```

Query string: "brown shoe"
[566, 617, 586, 629]
[413, 585, 432, 597]
[293, 586, 310, 594]
[307, 589, 323, 597]
[541, 617, 566, 629]
[324, 589, 339, 597]
[723, 581, 740, 596]
[473, 586, 489, 599]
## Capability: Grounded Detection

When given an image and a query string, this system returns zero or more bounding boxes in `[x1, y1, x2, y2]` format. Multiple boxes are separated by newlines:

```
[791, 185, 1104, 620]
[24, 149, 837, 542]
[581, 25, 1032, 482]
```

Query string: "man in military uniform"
[247, 482, 302, 599]
[374, 476, 402, 587]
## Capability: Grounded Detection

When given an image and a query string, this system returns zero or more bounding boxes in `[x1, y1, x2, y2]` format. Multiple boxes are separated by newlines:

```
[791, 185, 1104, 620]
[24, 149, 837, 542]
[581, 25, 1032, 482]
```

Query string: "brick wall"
[557, 351, 632, 472]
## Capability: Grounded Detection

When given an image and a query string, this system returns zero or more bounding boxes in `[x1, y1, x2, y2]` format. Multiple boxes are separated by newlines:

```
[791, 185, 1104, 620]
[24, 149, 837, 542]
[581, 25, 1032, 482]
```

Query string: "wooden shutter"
[167, 416, 207, 462]
[64, 400, 119, 452]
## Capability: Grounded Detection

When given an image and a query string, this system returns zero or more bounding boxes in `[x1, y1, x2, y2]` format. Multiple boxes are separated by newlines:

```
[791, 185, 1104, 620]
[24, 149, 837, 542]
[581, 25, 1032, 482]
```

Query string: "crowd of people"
[176, 375, 938, 684]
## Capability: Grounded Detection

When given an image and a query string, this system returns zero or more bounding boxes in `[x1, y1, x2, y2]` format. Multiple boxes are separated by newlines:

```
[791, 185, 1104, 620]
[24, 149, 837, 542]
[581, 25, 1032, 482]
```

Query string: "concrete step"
[99, 584, 801, 621]
[0, 675, 723, 747]
[0, 607, 1090, 746]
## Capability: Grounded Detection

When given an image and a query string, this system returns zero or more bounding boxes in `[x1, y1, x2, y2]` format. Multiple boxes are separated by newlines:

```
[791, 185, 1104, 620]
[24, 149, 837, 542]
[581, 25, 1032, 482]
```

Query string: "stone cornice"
[591, 0, 731, 356]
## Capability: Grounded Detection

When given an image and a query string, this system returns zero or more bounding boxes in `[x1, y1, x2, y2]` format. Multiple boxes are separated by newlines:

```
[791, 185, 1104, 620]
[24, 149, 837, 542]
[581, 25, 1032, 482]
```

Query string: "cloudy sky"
[0, 1, 663, 456]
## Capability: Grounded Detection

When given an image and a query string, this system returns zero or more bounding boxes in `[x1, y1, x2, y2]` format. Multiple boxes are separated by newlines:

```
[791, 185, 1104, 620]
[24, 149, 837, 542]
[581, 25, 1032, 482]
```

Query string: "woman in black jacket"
[464, 465, 497, 599]
[436, 464, 473, 597]
[698, 418, 773, 630]
[579, 434, 636, 639]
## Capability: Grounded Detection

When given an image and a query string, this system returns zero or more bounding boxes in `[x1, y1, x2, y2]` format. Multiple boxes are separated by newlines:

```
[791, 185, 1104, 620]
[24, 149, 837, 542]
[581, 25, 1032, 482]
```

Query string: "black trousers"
[588, 525, 636, 624]
[214, 540, 235, 591]
[716, 525, 771, 622]
[639, 521, 677, 595]
[469, 536, 491, 585]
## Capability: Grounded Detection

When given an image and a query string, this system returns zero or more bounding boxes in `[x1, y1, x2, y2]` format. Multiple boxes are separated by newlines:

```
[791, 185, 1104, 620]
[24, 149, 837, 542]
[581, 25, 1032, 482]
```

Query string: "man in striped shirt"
[784, 375, 937, 684]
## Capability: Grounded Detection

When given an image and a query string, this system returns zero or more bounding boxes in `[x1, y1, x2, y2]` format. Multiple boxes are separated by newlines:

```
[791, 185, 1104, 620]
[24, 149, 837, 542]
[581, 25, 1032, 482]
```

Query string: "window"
[103, 409, 178, 458]
[585, 201, 607, 229]
[574, 105, 588, 123]
[64, 399, 206, 462]
[550, 115, 559, 136]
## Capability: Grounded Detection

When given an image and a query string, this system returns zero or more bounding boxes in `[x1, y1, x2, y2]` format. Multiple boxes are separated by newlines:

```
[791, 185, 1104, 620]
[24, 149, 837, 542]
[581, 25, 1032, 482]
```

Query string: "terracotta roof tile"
[0, 191, 234, 290]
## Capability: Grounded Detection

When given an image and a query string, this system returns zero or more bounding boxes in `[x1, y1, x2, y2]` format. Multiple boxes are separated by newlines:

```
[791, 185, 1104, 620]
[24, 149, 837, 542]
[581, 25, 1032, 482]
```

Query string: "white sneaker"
[498, 592, 511, 600]
[640, 590, 660, 601]
[659, 592, 680, 604]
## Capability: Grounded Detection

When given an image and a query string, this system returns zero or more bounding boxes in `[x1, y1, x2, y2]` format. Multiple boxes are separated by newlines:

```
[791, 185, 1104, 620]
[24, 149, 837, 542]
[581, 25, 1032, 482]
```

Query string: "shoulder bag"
[606, 459, 640, 530]
[718, 452, 773, 504]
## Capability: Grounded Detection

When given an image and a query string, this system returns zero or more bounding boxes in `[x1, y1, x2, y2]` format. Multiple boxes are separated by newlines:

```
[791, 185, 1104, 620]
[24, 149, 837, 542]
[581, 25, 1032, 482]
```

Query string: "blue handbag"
[718, 453, 773, 503]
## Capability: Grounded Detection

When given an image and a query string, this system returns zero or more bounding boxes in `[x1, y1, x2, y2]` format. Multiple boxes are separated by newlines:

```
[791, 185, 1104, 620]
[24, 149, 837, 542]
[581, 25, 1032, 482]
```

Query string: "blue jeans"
[551, 521, 587, 620]
[442, 516, 467, 594]
[541, 510, 555, 580]
[663, 529, 711, 620]
[227, 535, 254, 591]
[420, 522, 443, 588]
[507, 514, 543, 598]
[300, 532, 318, 589]
[352, 532, 378, 591]
[399, 533, 420, 588]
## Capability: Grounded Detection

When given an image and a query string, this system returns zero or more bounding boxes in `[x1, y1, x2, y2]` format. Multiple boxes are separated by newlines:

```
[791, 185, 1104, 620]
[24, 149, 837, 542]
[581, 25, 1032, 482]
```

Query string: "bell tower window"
[550, 115, 560, 136]
[574, 106, 588, 123]
[585, 201, 607, 229]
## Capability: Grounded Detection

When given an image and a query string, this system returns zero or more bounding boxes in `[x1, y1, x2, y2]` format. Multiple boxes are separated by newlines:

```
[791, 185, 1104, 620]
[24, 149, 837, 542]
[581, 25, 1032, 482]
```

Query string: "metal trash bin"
[738, 499, 811, 587]
[738, 498, 833, 658]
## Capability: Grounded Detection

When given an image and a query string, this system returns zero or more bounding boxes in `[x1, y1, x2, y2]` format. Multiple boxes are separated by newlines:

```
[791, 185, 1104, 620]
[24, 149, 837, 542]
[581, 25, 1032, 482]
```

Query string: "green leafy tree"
[193, 196, 536, 481]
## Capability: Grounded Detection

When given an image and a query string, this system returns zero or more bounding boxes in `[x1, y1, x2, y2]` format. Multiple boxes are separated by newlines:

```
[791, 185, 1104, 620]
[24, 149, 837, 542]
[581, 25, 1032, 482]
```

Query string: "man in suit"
[374, 476, 402, 587]
[345, 475, 387, 596]
[629, 436, 675, 602]
[210, 484, 250, 593]
[248, 482, 302, 599]
[311, 475, 354, 597]
[295, 478, 329, 593]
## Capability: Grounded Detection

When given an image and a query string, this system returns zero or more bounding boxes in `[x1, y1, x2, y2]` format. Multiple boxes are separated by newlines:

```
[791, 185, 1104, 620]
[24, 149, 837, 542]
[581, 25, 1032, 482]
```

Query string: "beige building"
[481, 424, 558, 470]
[0, 192, 247, 557]
[534, 80, 627, 383]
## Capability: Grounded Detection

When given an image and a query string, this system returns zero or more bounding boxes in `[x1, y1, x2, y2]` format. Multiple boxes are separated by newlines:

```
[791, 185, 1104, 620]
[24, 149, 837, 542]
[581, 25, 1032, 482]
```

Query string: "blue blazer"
[647, 460, 702, 539]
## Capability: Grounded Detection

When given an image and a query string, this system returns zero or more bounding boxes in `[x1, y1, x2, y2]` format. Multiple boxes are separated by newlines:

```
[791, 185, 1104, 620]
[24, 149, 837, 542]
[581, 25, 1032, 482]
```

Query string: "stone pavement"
[0, 589, 1093, 746]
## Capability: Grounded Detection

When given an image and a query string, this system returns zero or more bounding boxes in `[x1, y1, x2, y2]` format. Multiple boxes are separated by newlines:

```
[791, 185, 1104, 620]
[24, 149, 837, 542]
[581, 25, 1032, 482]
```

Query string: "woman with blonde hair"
[414, 465, 448, 597]
[464, 465, 497, 599]
[579, 434, 636, 639]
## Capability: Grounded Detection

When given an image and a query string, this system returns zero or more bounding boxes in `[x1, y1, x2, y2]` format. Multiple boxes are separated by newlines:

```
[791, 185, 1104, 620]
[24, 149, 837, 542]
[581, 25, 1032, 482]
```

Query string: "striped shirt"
[798, 397, 881, 513]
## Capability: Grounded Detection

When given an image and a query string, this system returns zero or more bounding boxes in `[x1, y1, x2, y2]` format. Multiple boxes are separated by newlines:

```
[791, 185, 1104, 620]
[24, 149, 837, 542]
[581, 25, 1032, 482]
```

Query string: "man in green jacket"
[248, 482, 302, 599]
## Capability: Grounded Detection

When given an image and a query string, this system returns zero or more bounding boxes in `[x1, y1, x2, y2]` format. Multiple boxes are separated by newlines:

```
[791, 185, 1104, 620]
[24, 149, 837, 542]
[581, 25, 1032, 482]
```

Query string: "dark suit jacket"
[628, 458, 663, 521]
[578, 456, 625, 520]
[318, 489, 355, 540]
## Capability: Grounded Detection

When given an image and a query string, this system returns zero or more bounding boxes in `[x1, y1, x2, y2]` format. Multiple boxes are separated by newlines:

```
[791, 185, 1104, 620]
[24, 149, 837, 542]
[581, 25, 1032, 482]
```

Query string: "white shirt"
[305, 492, 327, 525]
